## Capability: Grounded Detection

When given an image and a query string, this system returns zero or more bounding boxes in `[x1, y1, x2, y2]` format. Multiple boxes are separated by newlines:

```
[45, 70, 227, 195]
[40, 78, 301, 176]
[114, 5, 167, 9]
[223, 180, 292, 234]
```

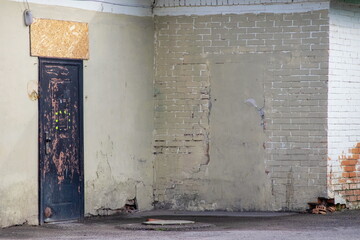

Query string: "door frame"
[38, 57, 84, 224]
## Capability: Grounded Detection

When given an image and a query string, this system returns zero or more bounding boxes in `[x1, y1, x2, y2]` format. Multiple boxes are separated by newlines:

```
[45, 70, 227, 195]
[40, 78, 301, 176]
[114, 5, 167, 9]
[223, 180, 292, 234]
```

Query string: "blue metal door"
[39, 58, 84, 223]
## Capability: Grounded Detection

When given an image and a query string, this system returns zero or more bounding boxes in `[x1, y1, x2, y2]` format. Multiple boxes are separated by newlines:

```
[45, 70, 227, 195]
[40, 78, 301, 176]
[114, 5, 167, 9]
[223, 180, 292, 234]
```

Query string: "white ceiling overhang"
[9, 0, 331, 16]
[11, 0, 154, 16]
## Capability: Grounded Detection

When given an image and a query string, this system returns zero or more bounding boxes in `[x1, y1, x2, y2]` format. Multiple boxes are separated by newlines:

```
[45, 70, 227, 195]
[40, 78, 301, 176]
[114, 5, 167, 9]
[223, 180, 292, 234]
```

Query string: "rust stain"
[44, 207, 52, 218]
[39, 60, 83, 221]
[27, 80, 39, 101]
[42, 65, 80, 185]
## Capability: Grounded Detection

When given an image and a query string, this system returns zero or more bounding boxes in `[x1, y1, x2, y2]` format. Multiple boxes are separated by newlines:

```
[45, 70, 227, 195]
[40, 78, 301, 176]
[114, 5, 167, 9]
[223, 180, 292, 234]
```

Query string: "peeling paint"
[153, 50, 273, 210]
[1, 0, 155, 227]
[329, 143, 360, 208]
[27, 80, 39, 101]
[0, 181, 38, 227]
[245, 98, 265, 130]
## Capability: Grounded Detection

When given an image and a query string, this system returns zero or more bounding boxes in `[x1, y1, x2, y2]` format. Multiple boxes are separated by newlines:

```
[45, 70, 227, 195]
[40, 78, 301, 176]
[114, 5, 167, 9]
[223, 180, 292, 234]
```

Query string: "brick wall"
[155, 0, 326, 7]
[328, 4, 360, 208]
[154, 10, 329, 210]
[264, 11, 329, 209]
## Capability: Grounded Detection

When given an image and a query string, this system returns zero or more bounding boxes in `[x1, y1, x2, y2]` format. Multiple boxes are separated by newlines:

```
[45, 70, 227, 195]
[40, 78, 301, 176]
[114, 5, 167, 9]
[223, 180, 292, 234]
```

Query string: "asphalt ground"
[1, 210, 360, 240]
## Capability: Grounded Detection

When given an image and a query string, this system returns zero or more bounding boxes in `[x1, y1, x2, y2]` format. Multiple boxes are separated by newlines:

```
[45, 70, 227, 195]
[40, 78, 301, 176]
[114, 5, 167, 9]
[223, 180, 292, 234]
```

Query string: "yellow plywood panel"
[30, 18, 89, 59]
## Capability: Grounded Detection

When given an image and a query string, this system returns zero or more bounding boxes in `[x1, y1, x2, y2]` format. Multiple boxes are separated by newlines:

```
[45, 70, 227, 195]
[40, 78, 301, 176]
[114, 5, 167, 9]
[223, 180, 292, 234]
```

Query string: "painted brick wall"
[155, 0, 326, 7]
[328, 4, 360, 208]
[154, 9, 329, 210]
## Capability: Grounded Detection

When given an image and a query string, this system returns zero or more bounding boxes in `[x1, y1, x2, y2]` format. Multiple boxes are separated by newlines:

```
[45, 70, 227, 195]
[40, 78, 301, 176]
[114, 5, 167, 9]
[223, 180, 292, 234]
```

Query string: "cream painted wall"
[0, 1, 154, 227]
[0, 1, 38, 227]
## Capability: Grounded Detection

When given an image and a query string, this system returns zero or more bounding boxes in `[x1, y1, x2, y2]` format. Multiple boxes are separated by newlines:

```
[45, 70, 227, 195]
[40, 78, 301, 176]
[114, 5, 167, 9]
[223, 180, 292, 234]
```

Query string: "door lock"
[45, 131, 52, 155]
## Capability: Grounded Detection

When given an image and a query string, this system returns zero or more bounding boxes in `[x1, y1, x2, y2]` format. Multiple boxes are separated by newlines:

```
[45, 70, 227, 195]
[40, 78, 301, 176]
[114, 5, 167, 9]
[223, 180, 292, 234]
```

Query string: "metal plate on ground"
[116, 222, 214, 231]
[143, 220, 195, 225]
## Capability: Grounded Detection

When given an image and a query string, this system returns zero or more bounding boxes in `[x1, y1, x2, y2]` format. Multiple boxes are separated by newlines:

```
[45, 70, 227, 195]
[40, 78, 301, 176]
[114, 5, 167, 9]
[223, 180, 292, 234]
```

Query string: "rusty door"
[39, 58, 84, 223]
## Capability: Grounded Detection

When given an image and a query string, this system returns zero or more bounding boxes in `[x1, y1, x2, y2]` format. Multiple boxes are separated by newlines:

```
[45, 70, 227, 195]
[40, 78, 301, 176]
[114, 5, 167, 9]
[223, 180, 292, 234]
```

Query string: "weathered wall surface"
[83, 12, 154, 215]
[328, 2, 360, 208]
[155, 0, 327, 7]
[0, 1, 154, 227]
[154, 9, 329, 211]
[154, 0, 330, 16]
[0, 1, 39, 228]
[11, 0, 153, 16]
[208, 57, 271, 210]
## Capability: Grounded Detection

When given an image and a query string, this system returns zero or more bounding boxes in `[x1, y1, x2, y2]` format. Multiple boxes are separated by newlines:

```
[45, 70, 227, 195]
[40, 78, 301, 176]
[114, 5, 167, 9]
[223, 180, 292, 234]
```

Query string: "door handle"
[45, 131, 52, 155]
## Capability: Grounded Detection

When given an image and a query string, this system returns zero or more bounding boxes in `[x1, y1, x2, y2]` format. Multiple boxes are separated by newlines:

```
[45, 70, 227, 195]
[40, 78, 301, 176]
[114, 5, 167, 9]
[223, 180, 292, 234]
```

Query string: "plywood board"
[30, 18, 89, 59]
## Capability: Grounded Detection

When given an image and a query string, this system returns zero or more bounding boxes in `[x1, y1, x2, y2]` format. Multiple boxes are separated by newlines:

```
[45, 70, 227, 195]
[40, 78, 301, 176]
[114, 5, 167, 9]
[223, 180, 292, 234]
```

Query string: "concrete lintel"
[154, 2, 330, 16]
